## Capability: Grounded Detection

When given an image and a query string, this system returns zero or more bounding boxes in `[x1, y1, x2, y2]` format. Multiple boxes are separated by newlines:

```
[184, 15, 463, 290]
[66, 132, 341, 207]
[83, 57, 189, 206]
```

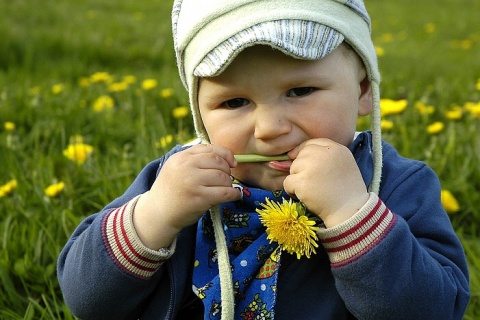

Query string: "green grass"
[0, 0, 479, 318]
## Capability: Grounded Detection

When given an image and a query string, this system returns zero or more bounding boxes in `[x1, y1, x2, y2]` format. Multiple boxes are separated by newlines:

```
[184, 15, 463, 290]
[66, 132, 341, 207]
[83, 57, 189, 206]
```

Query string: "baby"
[58, 0, 470, 319]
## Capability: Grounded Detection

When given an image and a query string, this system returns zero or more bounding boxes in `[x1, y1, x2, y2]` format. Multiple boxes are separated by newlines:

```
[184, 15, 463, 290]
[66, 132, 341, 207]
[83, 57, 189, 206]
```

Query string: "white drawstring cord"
[211, 205, 235, 320]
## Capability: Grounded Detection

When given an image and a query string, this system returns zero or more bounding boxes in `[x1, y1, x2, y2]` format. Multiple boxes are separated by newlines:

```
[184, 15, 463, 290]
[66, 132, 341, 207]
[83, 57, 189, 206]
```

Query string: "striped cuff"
[102, 195, 176, 279]
[317, 193, 397, 268]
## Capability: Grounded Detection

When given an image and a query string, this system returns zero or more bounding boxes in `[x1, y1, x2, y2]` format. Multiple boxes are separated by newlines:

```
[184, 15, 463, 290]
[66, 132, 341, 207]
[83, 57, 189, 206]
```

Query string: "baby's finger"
[189, 144, 237, 167]
[206, 185, 242, 205]
[288, 138, 334, 159]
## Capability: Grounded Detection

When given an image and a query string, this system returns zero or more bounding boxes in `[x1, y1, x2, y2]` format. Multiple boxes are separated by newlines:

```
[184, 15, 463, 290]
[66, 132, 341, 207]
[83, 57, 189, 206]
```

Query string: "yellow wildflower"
[52, 83, 65, 95]
[44, 181, 65, 198]
[356, 117, 366, 127]
[460, 39, 473, 50]
[92, 95, 115, 112]
[380, 99, 408, 116]
[79, 77, 90, 88]
[451, 39, 474, 50]
[414, 101, 435, 115]
[424, 23, 437, 34]
[155, 135, 173, 149]
[4, 122, 15, 132]
[123, 75, 136, 84]
[379, 33, 394, 43]
[0, 179, 18, 197]
[380, 120, 394, 131]
[141, 79, 158, 91]
[441, 190, 460, 214]
[426, 121, 444, 135]
[444, 107, 463, 120]
[63, 143, 94, 165]
[108, 82, 128, 92]
[375, 46, 385, 57]
[90, 72, 113, 84]
[464, 101, 480, 118]
[160, 88, 175, 98]
[257, 198, 320, 259]
[29, 86, 41, 95]
[172, 106, 189, 119]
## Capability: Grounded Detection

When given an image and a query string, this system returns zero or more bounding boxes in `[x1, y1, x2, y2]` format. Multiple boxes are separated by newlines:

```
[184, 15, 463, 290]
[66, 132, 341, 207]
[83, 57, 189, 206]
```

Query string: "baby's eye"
[222, 98, 249, 109]
[286, 87, 315, 97]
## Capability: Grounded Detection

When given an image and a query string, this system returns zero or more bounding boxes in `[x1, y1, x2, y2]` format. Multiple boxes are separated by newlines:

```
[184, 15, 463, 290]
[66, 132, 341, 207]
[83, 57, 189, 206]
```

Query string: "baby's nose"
[253, 106, 291, 140]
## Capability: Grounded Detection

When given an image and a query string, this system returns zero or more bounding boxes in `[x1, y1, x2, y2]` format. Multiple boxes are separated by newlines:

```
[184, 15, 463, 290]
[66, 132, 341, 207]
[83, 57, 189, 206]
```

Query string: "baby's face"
[198, 45, 371, 190]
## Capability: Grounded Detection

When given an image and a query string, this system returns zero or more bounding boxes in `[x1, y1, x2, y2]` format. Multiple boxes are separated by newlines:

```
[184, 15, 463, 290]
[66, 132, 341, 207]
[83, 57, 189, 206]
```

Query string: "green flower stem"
[234, 154, 290, 163]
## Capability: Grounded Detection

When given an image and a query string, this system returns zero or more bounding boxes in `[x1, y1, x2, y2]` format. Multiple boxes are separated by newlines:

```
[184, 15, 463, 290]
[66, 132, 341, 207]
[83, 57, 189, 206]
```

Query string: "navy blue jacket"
[57, 132, 470, 319]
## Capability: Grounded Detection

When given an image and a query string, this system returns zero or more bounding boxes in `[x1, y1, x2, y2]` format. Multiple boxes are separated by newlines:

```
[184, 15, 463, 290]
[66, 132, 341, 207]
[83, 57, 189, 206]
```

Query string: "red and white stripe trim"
[317, 193, 396, 267]
[102, 196, 173, 279]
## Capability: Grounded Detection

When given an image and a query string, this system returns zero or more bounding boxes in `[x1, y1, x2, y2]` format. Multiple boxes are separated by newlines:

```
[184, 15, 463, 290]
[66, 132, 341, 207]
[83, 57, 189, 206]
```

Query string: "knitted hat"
[171, 1, 382, 318]
[172, 0, 382, 194]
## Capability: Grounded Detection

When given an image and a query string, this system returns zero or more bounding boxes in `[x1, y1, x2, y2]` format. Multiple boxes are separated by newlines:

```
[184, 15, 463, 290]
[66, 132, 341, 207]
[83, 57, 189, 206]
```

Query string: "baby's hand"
[283, 138, 369, 227]
[134, 144, 241, 249]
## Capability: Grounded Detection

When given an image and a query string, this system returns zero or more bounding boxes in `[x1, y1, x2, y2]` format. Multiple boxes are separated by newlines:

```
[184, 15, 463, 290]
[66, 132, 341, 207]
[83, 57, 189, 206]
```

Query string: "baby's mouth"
[267, 158, 292, 172]
[234, 154, 290, 163]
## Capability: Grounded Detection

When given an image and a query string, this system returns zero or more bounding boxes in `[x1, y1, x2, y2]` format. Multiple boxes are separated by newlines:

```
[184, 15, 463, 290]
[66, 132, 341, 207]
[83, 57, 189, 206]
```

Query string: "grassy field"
[0, 0, 479, 318]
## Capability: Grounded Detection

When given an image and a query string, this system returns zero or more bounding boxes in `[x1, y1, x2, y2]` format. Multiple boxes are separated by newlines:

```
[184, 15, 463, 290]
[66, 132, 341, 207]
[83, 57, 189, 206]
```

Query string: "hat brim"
[194, 20, 344, 78]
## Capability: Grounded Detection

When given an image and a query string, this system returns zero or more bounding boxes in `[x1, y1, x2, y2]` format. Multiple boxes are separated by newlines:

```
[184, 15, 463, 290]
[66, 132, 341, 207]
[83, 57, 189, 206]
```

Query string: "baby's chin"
[232, 170, 287, 191]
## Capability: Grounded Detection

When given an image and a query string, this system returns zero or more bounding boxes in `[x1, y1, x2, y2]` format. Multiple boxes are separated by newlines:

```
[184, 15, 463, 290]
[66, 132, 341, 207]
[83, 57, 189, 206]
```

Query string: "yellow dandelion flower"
[414, 101, 435, 115]
[44, 181, 65, 198]
[356, 117, 366, 127]
[375, 46, 385, 57]
[427, 121, 444, 135]
[29, 86, 41, 95]
[464, 101, 480, 118]
[172, 106, 189, 119]
[79, 77, 90, 88]
[52, 83, 65, 95]
[441, 190, 460, 214]
[379, 33, 394, 43]
[4, 121, 15, 132]
[424, 23, 437, 34]
[92, 95, 115, 112]
[445, 107, 463, 120]
[141, 79, 158, 91]
[123, 75, 136, 84]
[380, 120, 394, 131]
[460, 39, 473, 50]
[108, 82, 128, 92]
[160, 88, 175, 98]
[0, 179, 18, 197]
[380, 99, 408, 116]
[90, 72, 113, 84]
[451, 39, 474, 50]
[63, 143, 94, 165]
[155, 135, 173, 149]
[257, 198, 320, 259]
